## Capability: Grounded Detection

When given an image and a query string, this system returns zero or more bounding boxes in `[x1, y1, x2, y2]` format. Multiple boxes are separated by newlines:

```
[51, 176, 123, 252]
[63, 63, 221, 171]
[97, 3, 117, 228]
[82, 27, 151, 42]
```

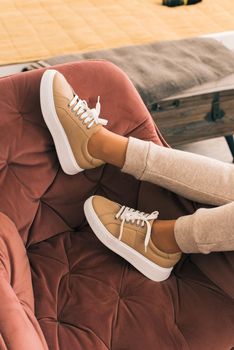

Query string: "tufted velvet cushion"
[0, 61, 233, 350]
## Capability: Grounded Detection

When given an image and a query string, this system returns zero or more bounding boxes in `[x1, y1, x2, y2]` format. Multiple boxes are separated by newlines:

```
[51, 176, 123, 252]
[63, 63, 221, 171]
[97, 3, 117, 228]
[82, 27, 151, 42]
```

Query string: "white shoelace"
[115, 206, 159, 252]
[68, 94, 108, 129]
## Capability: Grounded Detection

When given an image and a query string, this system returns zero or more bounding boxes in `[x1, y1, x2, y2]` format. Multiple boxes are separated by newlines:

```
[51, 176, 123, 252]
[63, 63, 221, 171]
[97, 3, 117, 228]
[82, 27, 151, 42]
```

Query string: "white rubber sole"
[40, 69, 83, 175]
[84, 196, 173, 282]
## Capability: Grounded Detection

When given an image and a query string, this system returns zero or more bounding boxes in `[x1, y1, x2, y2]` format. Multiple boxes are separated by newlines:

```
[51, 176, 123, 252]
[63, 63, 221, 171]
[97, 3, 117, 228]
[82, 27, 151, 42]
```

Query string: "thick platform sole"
[40, 69, 83, 175]
[84, 196, 173, 282]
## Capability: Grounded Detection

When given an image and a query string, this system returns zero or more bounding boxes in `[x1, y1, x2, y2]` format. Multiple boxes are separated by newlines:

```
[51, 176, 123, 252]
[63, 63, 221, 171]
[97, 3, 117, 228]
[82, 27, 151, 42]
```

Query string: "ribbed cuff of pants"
[121, 136, 150, 179]
[174, 202, 234, 254]
[174, 215, 199, 253]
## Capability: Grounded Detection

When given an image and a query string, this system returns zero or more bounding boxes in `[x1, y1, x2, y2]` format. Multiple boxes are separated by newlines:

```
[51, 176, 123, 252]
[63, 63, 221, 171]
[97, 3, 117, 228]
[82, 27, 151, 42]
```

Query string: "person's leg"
[42, 69, 234, 207]
[88, 129, 234, 207]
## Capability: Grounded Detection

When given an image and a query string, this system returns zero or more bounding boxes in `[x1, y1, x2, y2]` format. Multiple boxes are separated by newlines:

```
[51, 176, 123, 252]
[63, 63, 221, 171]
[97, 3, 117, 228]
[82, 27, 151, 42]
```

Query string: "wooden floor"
[1, 0, 234, 66]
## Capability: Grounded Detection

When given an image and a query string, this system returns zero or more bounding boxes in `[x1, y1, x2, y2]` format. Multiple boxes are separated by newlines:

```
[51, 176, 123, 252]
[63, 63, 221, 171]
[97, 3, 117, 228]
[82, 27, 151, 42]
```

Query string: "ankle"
[151, 219, 181, 254]
[88, 128, 128, 168]
[87, 127, 107, 160]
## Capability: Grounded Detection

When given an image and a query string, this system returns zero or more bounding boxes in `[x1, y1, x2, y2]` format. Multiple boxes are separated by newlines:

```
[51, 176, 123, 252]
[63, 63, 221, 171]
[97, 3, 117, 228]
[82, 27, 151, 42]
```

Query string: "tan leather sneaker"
[40, 69, 108, 175]
[84, 195, 181, 282]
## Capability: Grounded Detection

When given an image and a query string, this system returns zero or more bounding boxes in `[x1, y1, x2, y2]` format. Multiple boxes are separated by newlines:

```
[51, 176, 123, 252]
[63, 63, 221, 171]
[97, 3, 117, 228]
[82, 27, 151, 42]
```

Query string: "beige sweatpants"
[121, 136, 234, 254]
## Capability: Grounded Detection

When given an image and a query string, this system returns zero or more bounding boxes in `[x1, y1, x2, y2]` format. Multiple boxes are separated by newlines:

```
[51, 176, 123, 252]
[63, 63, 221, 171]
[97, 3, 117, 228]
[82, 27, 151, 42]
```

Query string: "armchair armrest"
[0, 213, 48, 350]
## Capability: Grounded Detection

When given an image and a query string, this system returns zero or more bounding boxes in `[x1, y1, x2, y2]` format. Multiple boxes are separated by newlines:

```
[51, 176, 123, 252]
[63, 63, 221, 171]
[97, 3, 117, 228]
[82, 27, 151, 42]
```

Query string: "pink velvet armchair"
[0, 61, 233, 350]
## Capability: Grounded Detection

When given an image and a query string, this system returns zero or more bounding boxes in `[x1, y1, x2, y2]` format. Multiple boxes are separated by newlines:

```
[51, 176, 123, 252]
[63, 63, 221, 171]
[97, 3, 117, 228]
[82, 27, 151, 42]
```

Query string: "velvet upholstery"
[0, 61, 233, 350]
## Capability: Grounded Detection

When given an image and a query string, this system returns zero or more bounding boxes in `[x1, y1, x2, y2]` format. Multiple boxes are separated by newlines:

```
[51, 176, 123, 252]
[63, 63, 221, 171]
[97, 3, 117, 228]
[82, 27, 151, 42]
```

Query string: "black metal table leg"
[225, 135, 234, 163]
